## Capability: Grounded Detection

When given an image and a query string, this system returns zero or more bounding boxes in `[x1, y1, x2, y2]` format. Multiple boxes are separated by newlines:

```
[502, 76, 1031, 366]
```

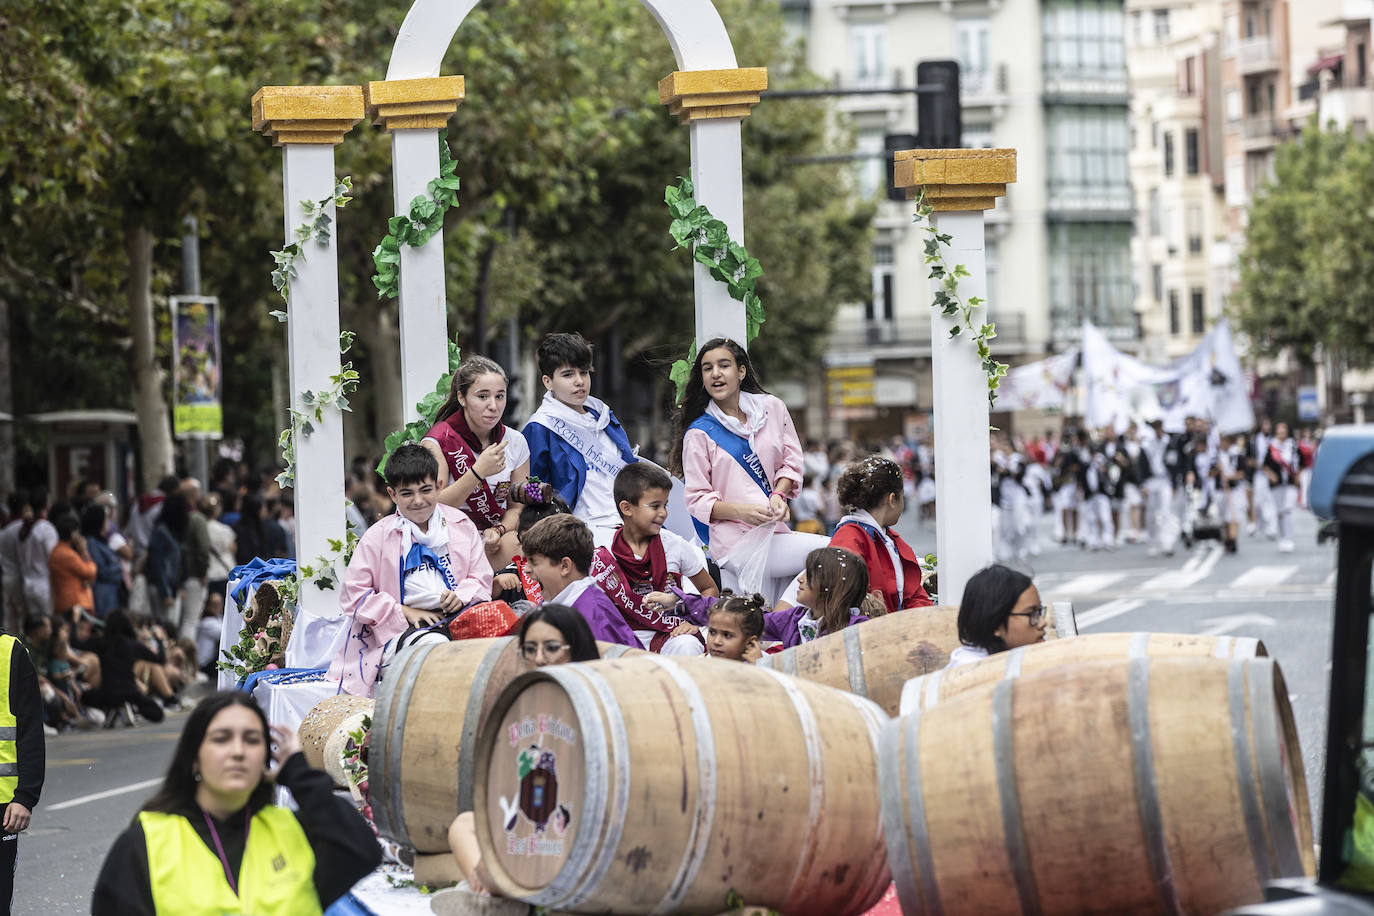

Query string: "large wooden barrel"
[900, 630, 1268, 714]
[298, 694, 374, 773]
[880, 656, 1314, 915]
[473, 655, 891, 915]
[755, 602, 1075, 716]
[371, 637, 642, 852]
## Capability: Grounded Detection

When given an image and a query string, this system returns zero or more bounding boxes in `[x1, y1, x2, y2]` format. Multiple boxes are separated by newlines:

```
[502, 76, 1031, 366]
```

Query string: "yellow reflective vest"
[139, 806, 322, 916]
[0, 636, 18, 805]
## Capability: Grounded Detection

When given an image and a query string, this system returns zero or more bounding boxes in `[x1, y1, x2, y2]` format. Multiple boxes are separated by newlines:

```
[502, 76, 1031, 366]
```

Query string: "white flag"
[997, 347, 1079, 412]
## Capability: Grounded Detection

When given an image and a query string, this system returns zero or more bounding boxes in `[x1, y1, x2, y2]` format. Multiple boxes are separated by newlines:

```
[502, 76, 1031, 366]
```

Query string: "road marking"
[45, 777, 161, 812]
[1199, 613, 1278, 636]
[1046, 572, 1128, 596]
[1140, 543, 1223, 593]
[1228, 565, 1299, 589]
[46, 758, 98, 768]
[1077, 598, 1146, 628]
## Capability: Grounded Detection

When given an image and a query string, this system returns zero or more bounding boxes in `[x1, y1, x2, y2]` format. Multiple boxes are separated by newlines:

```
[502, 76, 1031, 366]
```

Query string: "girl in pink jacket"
[330, 445, 493, 696]
[671, 338, 827, 604]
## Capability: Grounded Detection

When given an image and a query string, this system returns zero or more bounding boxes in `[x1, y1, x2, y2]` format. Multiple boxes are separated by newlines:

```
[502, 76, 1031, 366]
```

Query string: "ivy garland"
[275, 330, 360, 489]
[374, 339, 464, 476]
[268, 177, 354, 313]
[371, 128, 462, 301]
[664, 177, 765, 401]
[913, 191, 1009, 407]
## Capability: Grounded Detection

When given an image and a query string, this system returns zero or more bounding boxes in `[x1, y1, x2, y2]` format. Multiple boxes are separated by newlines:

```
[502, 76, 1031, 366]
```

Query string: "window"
[1358, 42, 1368, 87]
[1131, 10, 1144, 46]
[1045, 105, 1132, 209]
[957, 18, 992, 94]
[1049, 223, 1135, 337]
[1043, 0, 1127, 85]
[1153, 8, 1170, 42]
[868, 245, 895, 322]
[851, 23, 888, 89]
[1187, 205, 1203, 254]
[1182, 56, 1196, 96]
[963, 123, 996, 149]
[856, 129, 884, 199]
[1191, 289, 1206, 333]
[1149, 188, 1161, 236]
[1226, 157, 1248, 207]
[1163, 131, 1175, 177]
[1152, 264, 1163, 302]
[1185, 128, 1200, 175]
[1169, 290, 1181, 335]
[1226, 89, 1242, 122]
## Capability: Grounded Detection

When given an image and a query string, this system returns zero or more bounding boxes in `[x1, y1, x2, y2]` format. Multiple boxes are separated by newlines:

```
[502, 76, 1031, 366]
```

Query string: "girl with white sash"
[422, 355, 531, 569]
[672, 338, 827, 604]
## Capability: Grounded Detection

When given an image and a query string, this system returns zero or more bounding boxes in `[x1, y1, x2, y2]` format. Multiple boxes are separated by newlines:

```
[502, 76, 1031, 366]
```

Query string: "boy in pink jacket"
[331, 444, 493, 696]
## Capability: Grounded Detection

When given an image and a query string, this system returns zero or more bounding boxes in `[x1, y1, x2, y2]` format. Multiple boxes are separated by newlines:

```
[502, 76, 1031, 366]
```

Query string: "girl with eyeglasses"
[947, 564, 1047, 669]
[447, 604, 600, 904]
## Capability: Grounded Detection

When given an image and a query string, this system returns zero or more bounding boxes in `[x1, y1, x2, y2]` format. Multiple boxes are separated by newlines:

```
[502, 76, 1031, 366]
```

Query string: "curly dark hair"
[710, 590, 766, 641]
[669, 338, 768, 476]
[836, 456, 904, 512]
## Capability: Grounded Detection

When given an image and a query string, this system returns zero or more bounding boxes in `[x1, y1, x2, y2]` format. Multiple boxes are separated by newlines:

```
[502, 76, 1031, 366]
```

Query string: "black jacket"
[91, 752, 380, 915]
[7, 636, 44, 811]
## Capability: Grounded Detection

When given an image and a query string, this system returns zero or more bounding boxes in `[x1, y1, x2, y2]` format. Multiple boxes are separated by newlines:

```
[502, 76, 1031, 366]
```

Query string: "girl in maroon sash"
[422, 356, 532, 570]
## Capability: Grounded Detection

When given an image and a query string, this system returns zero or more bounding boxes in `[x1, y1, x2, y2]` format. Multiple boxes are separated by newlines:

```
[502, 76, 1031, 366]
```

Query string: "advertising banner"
[170, 296, 222, 438]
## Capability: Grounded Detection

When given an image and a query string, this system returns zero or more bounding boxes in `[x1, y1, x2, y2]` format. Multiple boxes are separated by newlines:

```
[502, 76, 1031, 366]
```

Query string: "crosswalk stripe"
[1228, 565, 1299, 589]
[1046, 572, 1129, 596]
[1077, 598, 1146, 628]
[1140, 543, 1224, 593]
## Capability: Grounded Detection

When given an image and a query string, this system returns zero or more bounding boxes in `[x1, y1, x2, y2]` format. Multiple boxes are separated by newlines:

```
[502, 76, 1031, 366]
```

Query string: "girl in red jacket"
[829, 456, 933, 614]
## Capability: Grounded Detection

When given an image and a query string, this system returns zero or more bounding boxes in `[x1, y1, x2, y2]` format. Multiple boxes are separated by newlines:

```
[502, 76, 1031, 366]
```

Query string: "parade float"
[227, 0, 1315, 912]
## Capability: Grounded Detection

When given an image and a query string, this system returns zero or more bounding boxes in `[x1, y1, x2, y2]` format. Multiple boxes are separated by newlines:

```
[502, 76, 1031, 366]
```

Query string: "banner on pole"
[170, 296, 223, 439]
[996, 347, 1079, 412]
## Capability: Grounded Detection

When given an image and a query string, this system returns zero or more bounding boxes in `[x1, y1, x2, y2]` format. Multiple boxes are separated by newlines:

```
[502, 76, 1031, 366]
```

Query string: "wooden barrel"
[371, 637, 642, 852]
[297, 695, 374, 773]
[473, 655, 891, 916]
[880, 656, 1314, 916]
[899, 630, 1268, 714]
[755, 602, 1073, 716]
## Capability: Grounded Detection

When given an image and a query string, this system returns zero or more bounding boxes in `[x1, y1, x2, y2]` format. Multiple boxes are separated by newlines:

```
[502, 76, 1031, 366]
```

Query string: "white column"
[281, 144, 347, 617]
[929, 210, 994, 606]
[689, 118, 749, 347]
[391, 128, 450, 411]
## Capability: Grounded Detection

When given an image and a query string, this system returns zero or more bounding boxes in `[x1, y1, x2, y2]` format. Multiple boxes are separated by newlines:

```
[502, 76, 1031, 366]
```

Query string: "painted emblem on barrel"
[500, 714, 578, 857]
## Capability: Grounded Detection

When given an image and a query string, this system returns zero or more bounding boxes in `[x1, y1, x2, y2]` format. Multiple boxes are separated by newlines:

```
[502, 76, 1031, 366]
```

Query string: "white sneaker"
[84, 707, 106, 726]
[1278, 539, 1295, 553]
[42, 724, 57, 737]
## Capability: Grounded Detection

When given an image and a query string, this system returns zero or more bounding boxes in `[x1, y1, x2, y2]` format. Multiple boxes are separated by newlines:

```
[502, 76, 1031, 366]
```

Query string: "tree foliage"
[1236, 123, 1374, 366]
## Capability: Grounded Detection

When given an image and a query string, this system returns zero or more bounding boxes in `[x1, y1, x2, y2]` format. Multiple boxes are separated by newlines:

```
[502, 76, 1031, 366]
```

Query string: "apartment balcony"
[1239, 113, 1277, 150]
[1046, 183, 1134, 221]
[961, 64, 1010, 109]
[1319, 85, 1374, 131]
[825, 314, 1028, 358]
[1236, 36, 1281, 75]
[1043, 66, 1130, 103]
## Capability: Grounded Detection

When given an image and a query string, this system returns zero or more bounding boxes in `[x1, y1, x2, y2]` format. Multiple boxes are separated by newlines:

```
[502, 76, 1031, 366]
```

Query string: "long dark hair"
[669, 337, 768, 475]
[142, 691, 274, 814]
[956, 564, 1034, 654]
[518, 604, 600, 662]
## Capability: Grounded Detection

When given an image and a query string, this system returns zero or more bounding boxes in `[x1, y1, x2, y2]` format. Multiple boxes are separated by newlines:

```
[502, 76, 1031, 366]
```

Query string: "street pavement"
[15, 505, 1338, 914]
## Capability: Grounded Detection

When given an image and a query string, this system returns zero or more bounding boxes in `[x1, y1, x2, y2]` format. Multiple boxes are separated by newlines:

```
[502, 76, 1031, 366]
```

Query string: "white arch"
[385, 0, 739, 80]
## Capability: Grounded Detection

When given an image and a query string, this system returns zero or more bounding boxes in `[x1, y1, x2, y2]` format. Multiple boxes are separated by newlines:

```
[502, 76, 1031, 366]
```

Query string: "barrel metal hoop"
[1214, 635, 1234, 659]
[1128, 656, 1185, 914]
[642, 656, 718, 915]
[879, 718, 925, 916]
[1247, 657, 1305, 877]
[904, 709, 944, 916]
[992, 680, 1042, 916]
[782, 648, 798, 677]
[457, 638, 513, 813]
[844, 626, 869, 698]
[1004, 646, 1027, 680]
[559, 664, 635, 909]
[1228, 656, 1273, 887]
[527, 666, 613, 908]
[1236, 636, 1261, 659]
[757, 666, 827, 914]
[374, 640, 439, 849]
[1055, 600, 1077, 637]
[844, 694, 897, 909]
[1129, 631, 1152, 659]
[924, 669, 944, 709]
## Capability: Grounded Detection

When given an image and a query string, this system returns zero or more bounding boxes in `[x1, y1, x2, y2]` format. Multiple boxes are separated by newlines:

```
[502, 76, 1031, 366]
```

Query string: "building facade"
[781, 0, 1134, 440]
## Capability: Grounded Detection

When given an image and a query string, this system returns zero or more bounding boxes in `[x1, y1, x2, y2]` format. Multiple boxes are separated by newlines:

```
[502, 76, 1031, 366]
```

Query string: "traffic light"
[916, 60, 962, 149]
[885, 132, 919, 203]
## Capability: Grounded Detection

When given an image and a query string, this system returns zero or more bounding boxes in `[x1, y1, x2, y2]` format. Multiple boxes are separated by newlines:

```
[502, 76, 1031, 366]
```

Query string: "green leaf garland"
[371, 129, 462, 300]
[268, 177, 353, 307]
[374, 339, 464, 477]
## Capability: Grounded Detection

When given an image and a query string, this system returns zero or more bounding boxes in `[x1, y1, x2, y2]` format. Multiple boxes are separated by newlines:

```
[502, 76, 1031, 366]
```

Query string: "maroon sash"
[589, 547, 682, 634]
[1268, 441, 1298, 482]
[513, 555, 544, 604]
[427, 415, 505, 530]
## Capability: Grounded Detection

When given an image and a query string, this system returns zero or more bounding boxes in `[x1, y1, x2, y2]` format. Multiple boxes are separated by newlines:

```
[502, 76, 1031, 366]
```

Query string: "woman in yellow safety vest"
[91, 691, 379, 915]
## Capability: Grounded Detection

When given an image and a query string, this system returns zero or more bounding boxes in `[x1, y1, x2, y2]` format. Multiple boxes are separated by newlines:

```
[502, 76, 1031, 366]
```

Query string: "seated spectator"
[196, 591, 225, 678]
[331, 444, 493, 697]
[947, 565, 1047, 669]
[491, 498, 571, 606]
[82, 610, 171, 723]
[829, 457, 932, 615]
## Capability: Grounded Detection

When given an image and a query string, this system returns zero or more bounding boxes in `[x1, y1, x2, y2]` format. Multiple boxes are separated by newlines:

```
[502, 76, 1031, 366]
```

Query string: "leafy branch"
[276, 330, 360, 489]
[914, 192, 1009, 407]
[665, 177, 765, 401]
[375, 339, 464, 477]
[371, 128, 462, 300]
[269, 177, 353, 312]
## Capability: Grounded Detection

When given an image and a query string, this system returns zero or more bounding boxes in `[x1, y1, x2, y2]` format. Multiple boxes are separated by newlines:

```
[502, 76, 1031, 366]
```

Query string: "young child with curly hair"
[830, 456, 932, 615]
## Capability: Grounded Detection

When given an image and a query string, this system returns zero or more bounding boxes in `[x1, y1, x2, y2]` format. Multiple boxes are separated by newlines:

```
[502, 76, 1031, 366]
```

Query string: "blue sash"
[398, 541, 456, 607]
[688, 414, 773, 545]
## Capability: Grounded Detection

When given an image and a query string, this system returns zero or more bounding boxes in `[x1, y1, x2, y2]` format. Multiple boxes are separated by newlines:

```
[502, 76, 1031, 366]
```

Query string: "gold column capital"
[658, 67, 768, 124]
[251, 85, 365, 146]
[893, 148, 1018, 210]
[363, 76, 466, 131]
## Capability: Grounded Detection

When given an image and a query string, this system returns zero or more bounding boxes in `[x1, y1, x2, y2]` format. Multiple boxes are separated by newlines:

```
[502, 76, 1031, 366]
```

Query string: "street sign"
[1298, 385, 1320, 422]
